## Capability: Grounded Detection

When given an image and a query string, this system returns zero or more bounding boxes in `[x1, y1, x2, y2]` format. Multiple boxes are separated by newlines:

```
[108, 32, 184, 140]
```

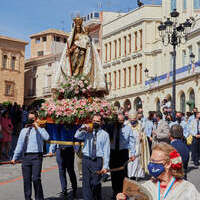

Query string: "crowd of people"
[1, 99, 200, 200]
[0, 102, 40, 160]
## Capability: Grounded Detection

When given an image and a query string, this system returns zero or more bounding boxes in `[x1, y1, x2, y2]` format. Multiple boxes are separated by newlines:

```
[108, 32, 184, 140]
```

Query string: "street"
[0, 156, 200, 200]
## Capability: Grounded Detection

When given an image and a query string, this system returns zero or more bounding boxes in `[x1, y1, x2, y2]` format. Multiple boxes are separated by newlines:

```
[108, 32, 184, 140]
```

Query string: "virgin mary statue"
[52, 17, 106, 92]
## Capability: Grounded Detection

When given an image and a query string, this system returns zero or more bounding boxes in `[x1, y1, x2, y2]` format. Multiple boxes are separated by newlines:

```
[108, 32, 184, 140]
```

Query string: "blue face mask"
[148, 162, 165, 178]
[131, 121, 137, 126]
[152, 118, 157, 123]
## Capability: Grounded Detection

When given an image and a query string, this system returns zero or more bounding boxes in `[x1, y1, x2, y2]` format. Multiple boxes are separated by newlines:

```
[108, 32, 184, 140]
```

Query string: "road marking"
[0, 165, 58, 186]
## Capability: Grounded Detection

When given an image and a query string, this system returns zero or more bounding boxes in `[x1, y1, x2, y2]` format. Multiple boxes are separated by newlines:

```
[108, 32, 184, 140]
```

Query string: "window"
[90, 13, 93, 19]
[128, 67, 131, 86]
[189, 89, 195, 111]
[114, 40, 117, 58]
[194, 0, 200, 9]
[54, 36, 60, 42]
[2, 55, 7, 68]
[123, 68, 126, 88]
[47, 75, 52, 88]
[109, 72, 111, 90]
[134, 65, 137, 85]
[35, 38, 40, 44]
[105, 44, 108, 62]
[198, 43, 200, 61]
[37, 51, 44, 57]
[119, 38, 121, 57]
[118, 70, 121, 89]
[171, 0, 176, 11]
[114, 71, 117, 90]
[139, 30, 143, 50]
[182, 50, 186, 66]
[156, 99, 161, 111]
[124, 36, 127, 56]
[188, 46, 193, 64]
[109, 42, 112, 61]
[183, 0, 187, 10]
[48, 63, 52, 67]
[180, 92, 186, 113]
[11, 56, 16, 70]
[42, 36, 47, 42]
[104, 73, 107, 88]
[135, 32, 138, 51]
[5, 81, 14, 96]
[128, 34, 131, 54]
[94, 12, 100, 18]
[139, 63, 142, 84]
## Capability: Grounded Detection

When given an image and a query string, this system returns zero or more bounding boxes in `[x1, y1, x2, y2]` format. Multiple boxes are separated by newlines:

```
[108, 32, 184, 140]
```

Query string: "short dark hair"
[156, 111, 163, 119]
[29, 110, 38, 118]
[170, 124, 183, 139]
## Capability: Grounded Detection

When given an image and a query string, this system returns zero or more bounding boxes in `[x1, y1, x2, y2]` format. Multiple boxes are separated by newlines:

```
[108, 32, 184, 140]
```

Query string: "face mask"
[148, 162, 165, 178]
[93, 122, 100, 130]
[131, 121, 137, 126]
[152, 118, 157, 123]
[124, 116, 129, 121]
[27, 118, 34, 125]
[176, 117, 182, 123]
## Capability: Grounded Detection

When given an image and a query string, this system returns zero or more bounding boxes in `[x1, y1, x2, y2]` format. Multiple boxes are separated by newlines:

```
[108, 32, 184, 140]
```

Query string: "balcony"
[43, 87, 51, 96]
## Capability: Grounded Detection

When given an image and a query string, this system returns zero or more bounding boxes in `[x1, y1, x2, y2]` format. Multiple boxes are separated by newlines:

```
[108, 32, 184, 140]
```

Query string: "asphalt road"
[0, 156, 199, 200]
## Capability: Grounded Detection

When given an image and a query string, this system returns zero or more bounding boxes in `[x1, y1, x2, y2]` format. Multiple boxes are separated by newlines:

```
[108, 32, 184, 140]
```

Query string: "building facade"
[0, 36, 27, 105]
[102, 1, 200, 115]
[24, 29, 69, 104]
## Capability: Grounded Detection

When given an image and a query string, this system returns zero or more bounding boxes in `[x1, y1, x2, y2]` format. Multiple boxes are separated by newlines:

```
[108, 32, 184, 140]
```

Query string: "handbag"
[186, 135, 193, 145]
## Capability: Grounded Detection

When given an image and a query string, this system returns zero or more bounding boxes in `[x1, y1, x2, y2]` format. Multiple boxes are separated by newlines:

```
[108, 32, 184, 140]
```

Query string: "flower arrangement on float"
[39, 75, 115, 125]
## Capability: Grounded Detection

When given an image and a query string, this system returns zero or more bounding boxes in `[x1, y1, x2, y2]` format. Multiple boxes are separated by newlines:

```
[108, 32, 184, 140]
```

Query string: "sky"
[0, 0, 161, 57]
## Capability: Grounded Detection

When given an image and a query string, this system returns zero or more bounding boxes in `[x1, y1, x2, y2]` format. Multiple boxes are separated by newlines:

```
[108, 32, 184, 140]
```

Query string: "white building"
[102, 1, 200, 115]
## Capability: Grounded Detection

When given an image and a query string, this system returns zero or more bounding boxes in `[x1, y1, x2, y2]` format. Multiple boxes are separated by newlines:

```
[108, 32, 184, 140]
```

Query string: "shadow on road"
[187, 166, 199, 173]
[45, 186, 113, 200]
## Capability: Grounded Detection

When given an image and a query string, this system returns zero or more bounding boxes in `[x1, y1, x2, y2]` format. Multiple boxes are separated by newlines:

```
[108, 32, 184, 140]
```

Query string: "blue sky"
[0, 0, 161, 57]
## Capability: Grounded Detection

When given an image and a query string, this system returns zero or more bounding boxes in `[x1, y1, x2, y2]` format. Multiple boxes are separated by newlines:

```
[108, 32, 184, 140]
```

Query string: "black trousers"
[22, 153, 44, 200]
[82, 156, 103, 200]
[56, 147, 77, 192]
[192, 137, 200, 163]
[109, 149, 129, 196]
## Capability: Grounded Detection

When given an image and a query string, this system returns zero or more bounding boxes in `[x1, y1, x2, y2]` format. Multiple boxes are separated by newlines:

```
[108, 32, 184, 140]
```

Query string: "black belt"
[83, 155, 102, 161]
[24, 152, 43, 156]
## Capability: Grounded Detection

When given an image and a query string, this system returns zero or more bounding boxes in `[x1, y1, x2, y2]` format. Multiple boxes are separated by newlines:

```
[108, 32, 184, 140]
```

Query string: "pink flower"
[75, 89, 79, 94]
[82, 89, 87, 93]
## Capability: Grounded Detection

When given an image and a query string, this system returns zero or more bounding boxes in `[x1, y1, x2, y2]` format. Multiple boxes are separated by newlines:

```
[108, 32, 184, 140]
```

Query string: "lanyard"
[158, 177, 176, 200]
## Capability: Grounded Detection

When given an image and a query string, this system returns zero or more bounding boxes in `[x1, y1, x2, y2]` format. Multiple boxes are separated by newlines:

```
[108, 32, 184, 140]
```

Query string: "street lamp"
[158, 9, 194, 119]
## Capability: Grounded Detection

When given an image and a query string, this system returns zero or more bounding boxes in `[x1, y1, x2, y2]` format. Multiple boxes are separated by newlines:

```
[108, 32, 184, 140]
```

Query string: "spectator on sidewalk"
[1, 110, 13, 159]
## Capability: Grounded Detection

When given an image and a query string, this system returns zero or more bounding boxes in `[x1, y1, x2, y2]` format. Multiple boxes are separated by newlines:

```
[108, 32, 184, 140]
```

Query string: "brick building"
[0, 35, 28, 105]
[24, 29, 69, 104]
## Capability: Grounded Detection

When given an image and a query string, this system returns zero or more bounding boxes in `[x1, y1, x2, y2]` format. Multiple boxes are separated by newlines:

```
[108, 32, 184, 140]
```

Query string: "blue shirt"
[110, 124, 136, 157]
[169, 120, 189, 138]
[144, 120, 154, 137]
[75, 128, 110, 169]
[12, 127, 49, 160]
[189, 119, 200, 136]
[188, 115, 195, 123]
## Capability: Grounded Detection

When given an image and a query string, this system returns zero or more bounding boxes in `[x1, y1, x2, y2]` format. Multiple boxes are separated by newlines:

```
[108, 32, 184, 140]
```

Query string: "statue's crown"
[73, 17, 83, 26]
